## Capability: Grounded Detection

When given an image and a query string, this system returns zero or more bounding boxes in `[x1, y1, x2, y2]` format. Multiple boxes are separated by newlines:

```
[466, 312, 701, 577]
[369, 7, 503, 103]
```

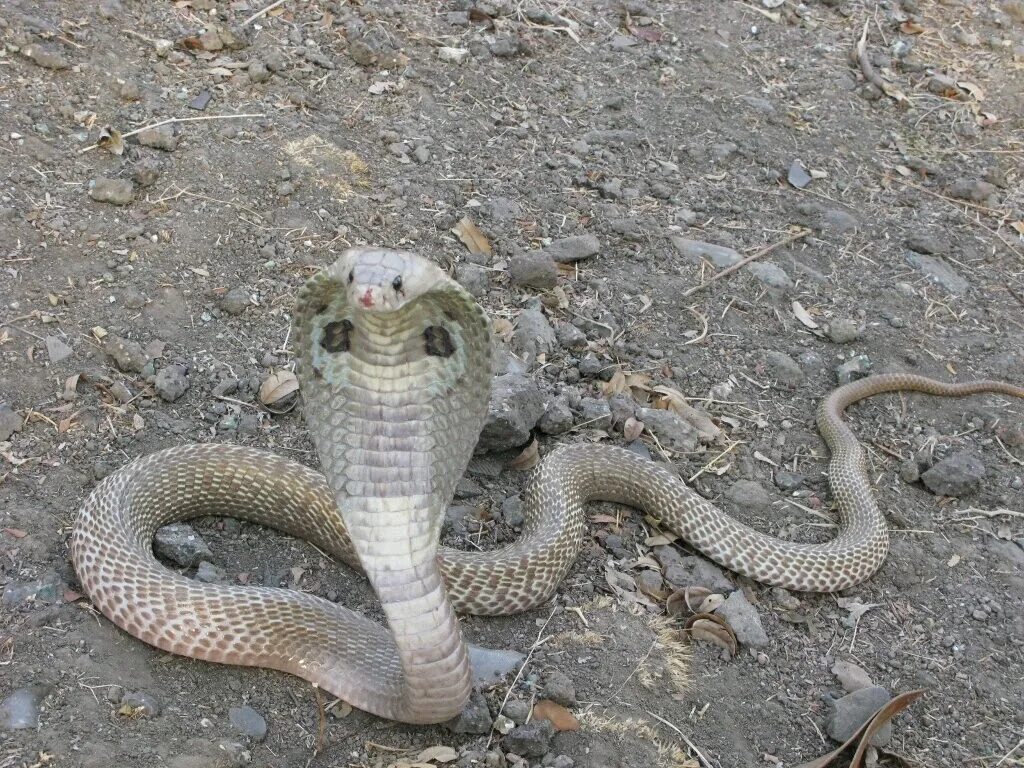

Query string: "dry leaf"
[62, 373, 81, 401]
[957, 80, 984, 101]
[645, 532, 678, 547]
[601, 368, 627, 397]
[63, 588, 84, 602]
[684, 613, 738, 657]
[415, 745, 458, 764]
[792, 300, 819, 330]
[259, 370, 299, 407]
[508, 438, 539, 471]
[452, 216, 492, 256]
[189, 266, 211, 277]
[97, 126, 124, 155]
[3, 527, 28, 539]
[1010, 221, 1024, 236]
[837, 597, 881, 628]
[666, 587, 712, 617]
[533, 699, 580, 731]
[899, 20, 926, 34]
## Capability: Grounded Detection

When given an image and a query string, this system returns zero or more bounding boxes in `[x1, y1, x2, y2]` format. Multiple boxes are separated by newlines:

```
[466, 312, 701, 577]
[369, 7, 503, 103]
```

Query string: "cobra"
[71, 247, 1024, 724]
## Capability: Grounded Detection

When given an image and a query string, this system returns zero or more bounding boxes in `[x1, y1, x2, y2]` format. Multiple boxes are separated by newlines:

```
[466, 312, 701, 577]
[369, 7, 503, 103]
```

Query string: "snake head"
[333, 248, 447, 313]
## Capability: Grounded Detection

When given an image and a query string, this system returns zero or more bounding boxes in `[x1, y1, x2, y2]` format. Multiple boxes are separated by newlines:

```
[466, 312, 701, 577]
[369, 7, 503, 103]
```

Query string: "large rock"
[476, 374, 545, 452]
[920, 451, 985, 497]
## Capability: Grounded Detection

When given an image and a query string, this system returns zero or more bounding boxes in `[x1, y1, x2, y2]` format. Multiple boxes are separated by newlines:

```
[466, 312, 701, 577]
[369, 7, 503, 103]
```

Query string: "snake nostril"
[424, 325, 455, 358]
[321, 320, 353, 353]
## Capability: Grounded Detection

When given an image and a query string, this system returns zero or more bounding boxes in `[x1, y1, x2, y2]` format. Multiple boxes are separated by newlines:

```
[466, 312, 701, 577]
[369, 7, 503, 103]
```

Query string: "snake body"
[71, 248, 1024, 723]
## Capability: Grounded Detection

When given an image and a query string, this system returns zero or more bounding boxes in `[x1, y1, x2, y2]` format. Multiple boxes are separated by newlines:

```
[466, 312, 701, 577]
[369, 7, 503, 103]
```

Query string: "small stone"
[825, 319, 860, 344]
[771, 587, 800, 610]
[542, 235, 600, 263]
[349, 38, 378, 66]
[637, 407, 699, 451]
[103, 335, 149, 373]
[0, 406, 22, 441]
[711, 142, 738, 163]
[155, 364, 190, 402]
[827, 687, 892, 747]
[437, 46, 470, 64]
[920, 451, 986, 497]
[412, 145, 431, 164]
[495, 714, 516, 734]
[248, 60, 271, 82]
[509, 251, 558, 291]
[447, 689, 493, 734]
[455, 263, 490, 298]
[477, 374, 545, 452]
[580, 397, 612, 429]
[672, 237, 742, 268]
[503, 700, 531, 725]
[2, 573, 60, 607]
[229, 706, 267, 742]
[788, 160, 812, 189]
[154, 523, 213, 567]
[763, 351, 805, 386]
[1, 686, 51, 730]
[746, 262, 792, 290]
[221, 287, 250, 316]
[905, 233, 949, 255]
[468, 645, 524, 685]
[121, 690, 161, 717]
[905, 253, 970, 295]
[133, 160, 161, 188]
[137, 126, 178, 152]
[489, 36, 522, 57]
[45, 335, 73, 363]
[774, 471, 805, 492]
[513, 309, 558, 366]
[715, 591, 769, 648]
[554, 322, 587, 350]
[195, 561, 226, 583]
[543, 670, 576, 706]
[899, 459, 920, 484]
[24, 44, 69, 69]
[89, 177, 135, 206]
[725, 480, 771, 511]
[831, 660, 873, 693]
[836, 355, 872, 385]
[503, 720, 555, 758]
[661, 554, 734, 593]
[538, 397, 574, 436]
[948, 178, 996, 203]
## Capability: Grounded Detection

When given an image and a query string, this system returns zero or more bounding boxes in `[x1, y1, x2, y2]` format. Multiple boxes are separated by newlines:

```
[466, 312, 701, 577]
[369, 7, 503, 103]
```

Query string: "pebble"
[220, 287, 250, 316]
[724, 480, 771, 511]
[788, 160, 812, 188]
[137, 126, 178, 152]
[503, 720, 555, 758]
[155, 363, 190, 402]
[672, 237, 742, 268]
[45, 335, 73, 363]
[763, 350, 805, 386]
[905, 233, 949, 255]
[827, 687, 892, 747]
[24, 44, 69, 69]
[920, 451, 986, 497]
[0, 686, 51, 730]
[195, 561, 226, 583]
[133, 159, 161, 187]
[905, 253, 970, 295]
[468, 645, 524, 685]
[774, 471, 805, 492]
[248, 59, 270, 82]
[154, 523, 214, 567]
[636, 407, 698, 451]
[831, 660, 873, 692]
[542, 669, 576, 706]
[228, 705, 267, 742]
[513, 309, 558, 366]
[509, 251, 558, 291]
[538, 397, 574, 435]
[715, 590, 769, 648]
[121, 690, 161, 717]
[490, 36, 522, 57]
[580, 397, 612, 429]
[825, 319, 860, 344]
[660, 552, 734, 593]
[2, 573, 60, 606]
[771, 586, 800, 610]
[89, 177, 135, 206]
[948, 178, 996, 203]
[746, 262, 792, 290]
[456, 263, 491, 298]
[835, 355, 872, 385]
[447, 690, 493, 734]
[503, 699, 531, 725]
[477, 373, 545, 452]
[0, 405, 21, 441]
[554, 321, 587, 350]
[542, 234, 600, 263]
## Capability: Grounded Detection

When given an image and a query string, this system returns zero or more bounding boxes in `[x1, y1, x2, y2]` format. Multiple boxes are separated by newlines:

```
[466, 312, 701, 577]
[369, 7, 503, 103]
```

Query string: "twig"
[242, 0, 288, 26]
[78, 114, 266, 154]
[643, 709, 715, 768]
[681, 229, 809, 298]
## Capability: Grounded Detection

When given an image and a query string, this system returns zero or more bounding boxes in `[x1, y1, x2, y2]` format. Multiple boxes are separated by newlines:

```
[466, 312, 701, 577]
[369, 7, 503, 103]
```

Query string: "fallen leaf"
[792, 300, 819, 329]
[645, 532, 678, 547]
[533, 699, 580, 731]
[957, 80, 984, 101]
[259, 370, 299, 407]
[899, 20, 926, 34]
[623, 416, 644, 442]
[189, 266, 211, 277]
[415, 745, 458, 764]
[666, 587, 712, 618]
[3, 527, 28, 539]
[62, 373, 81, 401]
[684, 612, 738, 657]
[452, 216, 492, 256]
[508, 438, 539, 471]
[492, 317, 514, 342]
[97, 126, 124, 156]
[601, 368, 628, 397]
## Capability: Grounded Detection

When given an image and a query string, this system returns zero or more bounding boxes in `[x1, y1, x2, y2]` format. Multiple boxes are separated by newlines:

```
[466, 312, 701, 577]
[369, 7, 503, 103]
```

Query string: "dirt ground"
[2, 1, 1023, 767]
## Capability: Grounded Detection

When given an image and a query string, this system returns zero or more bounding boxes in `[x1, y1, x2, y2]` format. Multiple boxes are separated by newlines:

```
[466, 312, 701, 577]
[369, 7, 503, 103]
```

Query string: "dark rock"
[661, 554, 733, 593]
[827, 687, 892, 747]
[538, 397, 574, 435]
[137, 126, 178, 151]
[121, 690, 161, 717]
[447, 689, 493, 734]
[2, 573, 60, 607]
[229, 705, 267, 742]
[89, 177, 134, 205]
[825, 319, 861, 344]
[0, 405, 22, 441]
[0, 685, 51, 730]
[836, 355, 872, 384]
[477, 374, 545, 452]
[905, 253, 970, 295]
[155, 364, 190, 402]
[456, 263, 490, 298]
[672, 237, 741, 267]
[220, 287, 250, 316]
[763, 351, 805, 386]
[509, 251, 558, 291]
[543, 235, 600, 263]
[513, 308, 558, 366]
[543, 669, 576, 706]
[503, 719, 555, 758]
[103, 335, 149, 373]
[637, 407, 698, 451]
[774, 471, 805, 491]
[154, 523, 213, 567]
[920, 451, 985, 497]
[725, 480, 771, 511]
[580, 397, 612, 429]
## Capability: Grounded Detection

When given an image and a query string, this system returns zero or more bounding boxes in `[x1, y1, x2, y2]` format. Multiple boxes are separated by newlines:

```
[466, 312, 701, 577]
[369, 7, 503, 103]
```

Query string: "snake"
[70, 247, 1024, 724]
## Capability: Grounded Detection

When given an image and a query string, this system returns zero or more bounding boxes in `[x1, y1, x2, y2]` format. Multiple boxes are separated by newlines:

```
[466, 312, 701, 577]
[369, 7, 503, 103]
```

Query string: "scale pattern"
[71, 248, 1024, 724]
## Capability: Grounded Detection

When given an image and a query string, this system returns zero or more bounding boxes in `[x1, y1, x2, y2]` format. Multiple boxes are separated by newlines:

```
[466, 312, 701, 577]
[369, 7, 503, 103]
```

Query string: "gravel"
[503, 719, 555, 758]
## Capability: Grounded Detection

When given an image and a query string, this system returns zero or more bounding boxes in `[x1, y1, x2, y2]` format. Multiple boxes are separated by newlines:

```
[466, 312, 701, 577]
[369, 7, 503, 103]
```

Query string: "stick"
[78, 114, 266, 154]
[681, 229, 809, 298]
[242, 0, 288, 27]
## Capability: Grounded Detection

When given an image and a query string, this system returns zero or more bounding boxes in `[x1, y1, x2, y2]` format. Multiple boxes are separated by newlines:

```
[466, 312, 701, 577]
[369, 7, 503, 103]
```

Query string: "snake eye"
[348, 270, 354, 284]
[321, 320, 353, 353]
[424, 325, 455, 358]
[392, 275, 403, 293]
